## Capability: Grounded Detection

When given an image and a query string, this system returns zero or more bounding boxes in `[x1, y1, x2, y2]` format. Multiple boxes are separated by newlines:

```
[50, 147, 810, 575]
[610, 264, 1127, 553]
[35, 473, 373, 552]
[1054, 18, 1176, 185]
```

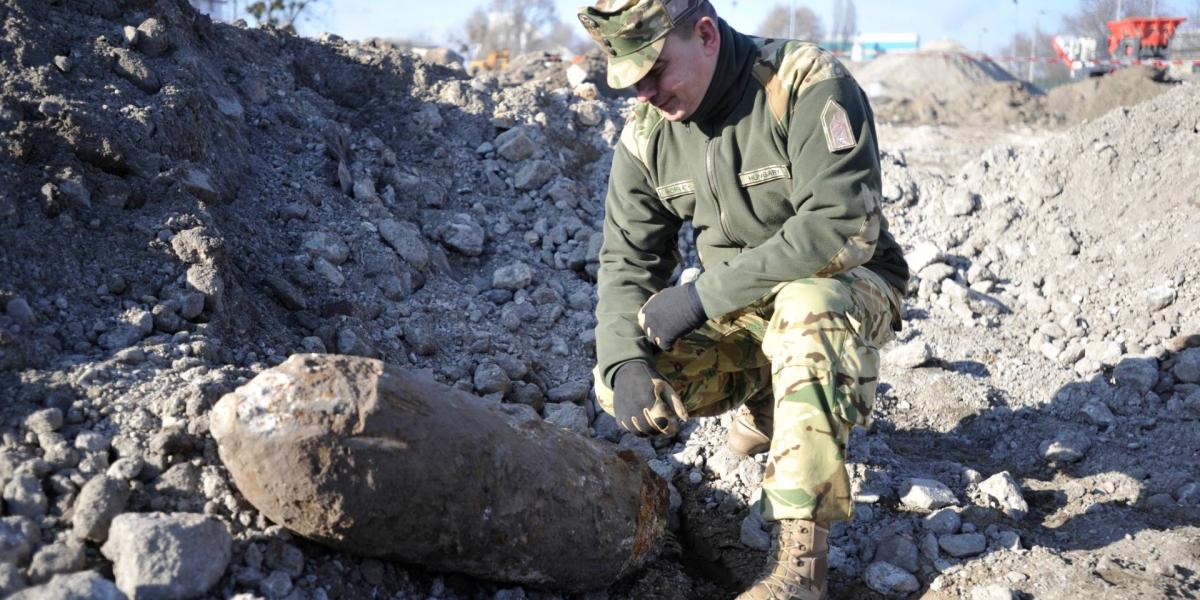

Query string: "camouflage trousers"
[595, 267, 902, 524]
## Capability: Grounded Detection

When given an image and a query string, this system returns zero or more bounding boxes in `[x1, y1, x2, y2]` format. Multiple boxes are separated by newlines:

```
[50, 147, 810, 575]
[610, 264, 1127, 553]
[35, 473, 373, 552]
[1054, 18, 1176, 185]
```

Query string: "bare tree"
[756, 4, 824, 41]
[244, 0, 320, 32]
[460, 0, 570, 56]
[830, 0, 857, 43]
[1061, 0, 1162, 42]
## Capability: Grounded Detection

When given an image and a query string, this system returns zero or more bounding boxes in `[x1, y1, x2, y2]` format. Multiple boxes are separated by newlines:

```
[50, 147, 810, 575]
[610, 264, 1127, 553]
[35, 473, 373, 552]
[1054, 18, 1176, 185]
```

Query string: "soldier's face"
[633, 17, 720, 121]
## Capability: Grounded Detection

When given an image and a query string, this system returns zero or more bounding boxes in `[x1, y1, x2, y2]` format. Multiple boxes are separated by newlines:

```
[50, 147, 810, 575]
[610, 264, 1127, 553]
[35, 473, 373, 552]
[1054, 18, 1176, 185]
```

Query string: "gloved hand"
[638, 282, 707, 351]
[612, 361, 688, 436]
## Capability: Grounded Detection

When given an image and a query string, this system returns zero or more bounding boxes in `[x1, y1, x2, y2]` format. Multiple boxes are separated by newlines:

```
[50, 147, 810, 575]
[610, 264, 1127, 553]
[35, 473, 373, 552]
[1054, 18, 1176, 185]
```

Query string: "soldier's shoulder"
[618, 101, 665, 167]
[750, 37, 852, 125]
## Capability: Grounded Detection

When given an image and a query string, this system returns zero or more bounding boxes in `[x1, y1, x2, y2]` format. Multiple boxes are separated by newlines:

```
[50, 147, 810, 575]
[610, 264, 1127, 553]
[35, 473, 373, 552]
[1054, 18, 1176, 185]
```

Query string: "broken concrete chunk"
[899, 478, 958, 510]
[101, 512, 231, 600]
[977, 471, 1028, 520]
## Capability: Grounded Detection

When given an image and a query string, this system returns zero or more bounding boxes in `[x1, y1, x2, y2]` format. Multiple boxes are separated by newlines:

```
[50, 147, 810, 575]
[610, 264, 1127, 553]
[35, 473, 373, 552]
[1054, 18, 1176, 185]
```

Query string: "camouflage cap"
[577, 0, 704, 89]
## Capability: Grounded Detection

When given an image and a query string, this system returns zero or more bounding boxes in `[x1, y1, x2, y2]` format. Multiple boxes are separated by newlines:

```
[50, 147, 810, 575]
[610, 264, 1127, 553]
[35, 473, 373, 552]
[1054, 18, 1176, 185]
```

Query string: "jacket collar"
[684, 18, 756, 128]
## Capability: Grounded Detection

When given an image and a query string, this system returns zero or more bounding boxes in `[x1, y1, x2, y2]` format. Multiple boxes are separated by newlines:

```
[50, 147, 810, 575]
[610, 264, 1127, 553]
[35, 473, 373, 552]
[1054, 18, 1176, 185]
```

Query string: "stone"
[264, 540, 304, 577]
[3, 473, 47, 518]
[875, 536, 919, 573]
[9, 571, 123, 600]
[301, 231, 350, 265]
[112, 48, 160, 93]
[617, 435, 657, 462]
[179, 166, 219, 202]
[5, 297, 34, 323]
[887, 340, 932, 369]
[1113, 356, 1159, 394]
[376, 219, 429, 270]
[1039, 433, 1091, 463]
[24, 408, 63, 434]
[0, 516, 39, 564]
[906, 241, 944, 273]
[544, 402, 589, 434]
[923, 508, 961, 534]
[101, 512, 231, 600]
[28, 541, 86, 584]
[971, 584, 1017, 600]
[514, 160, 557, 191]
[1144, 287, 1176, 311]
[440, 214, 486, 256]
[72, 475, 131, 542]
[496, 128, 536, 162]
[939, 532, 987, 557]
[546, 381, 589, 404]
[739, 512, 769, 551]
[259, 570, 292, 599]
[864, 561, 920, 596]
[106, 457, 144, 480]
[899, 478, 957, 510]
[1084, 340, 1124, 367]
[473, 361, 512, 395]
[135, 18, 172, 57]
[0, 562, 23, 596]
[493, 262, 534, 291]
[411, 104, 443, 130]
[1173, 348, 1200, 384]
[1049, 227, 1080, 255]
[1080, 398, 1116, 429]
[943, 188, 977, 216]
[977, 472, 1028, 520]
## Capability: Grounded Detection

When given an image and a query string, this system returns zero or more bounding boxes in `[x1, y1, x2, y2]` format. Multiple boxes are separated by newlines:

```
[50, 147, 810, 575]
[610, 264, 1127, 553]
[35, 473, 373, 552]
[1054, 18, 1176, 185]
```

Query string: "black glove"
[613, 361, 686, 436]
[638, 282, 707, 351]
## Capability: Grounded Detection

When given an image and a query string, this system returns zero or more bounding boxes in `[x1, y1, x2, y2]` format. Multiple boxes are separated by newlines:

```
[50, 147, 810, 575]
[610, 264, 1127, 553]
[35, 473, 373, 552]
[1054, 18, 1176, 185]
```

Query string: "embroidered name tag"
[821, 97, 857, 152]
[738, 165, 791, 187]
[655, 179, 695, 200]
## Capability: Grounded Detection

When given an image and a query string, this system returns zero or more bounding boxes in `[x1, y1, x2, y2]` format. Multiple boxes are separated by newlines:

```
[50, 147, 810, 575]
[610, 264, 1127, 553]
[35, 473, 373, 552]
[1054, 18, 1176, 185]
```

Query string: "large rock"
[72, 475, 131, 542]
[9, 571, 123, 600]
[977, 471, 1028, 520]
[0, 517, 39, 565]
[899, 478, 957, 510]
[210, 354, 668, 592]
[100, 512, 231, 600]
[864, 561, 920, 596]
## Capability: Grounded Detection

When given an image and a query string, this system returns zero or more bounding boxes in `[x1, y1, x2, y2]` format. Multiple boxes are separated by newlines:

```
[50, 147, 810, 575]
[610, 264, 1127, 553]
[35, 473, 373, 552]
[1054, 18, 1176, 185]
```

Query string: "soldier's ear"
[696, 16, 719, 54]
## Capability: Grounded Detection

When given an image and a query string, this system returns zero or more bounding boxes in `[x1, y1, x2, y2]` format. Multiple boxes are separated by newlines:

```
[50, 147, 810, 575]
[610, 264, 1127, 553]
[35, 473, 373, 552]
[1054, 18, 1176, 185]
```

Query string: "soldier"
[577, 1, 909, 598]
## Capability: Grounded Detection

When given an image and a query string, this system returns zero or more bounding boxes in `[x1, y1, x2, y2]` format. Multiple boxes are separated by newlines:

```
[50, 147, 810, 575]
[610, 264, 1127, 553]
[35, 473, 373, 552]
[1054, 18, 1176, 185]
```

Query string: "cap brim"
[606, 36, 666, 89]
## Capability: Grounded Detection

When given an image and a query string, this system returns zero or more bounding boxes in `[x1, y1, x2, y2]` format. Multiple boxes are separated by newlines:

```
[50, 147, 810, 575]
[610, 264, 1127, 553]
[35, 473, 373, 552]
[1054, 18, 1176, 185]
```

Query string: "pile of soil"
[1046, 65, 1180, 123]
[853, 52, 1060, 128]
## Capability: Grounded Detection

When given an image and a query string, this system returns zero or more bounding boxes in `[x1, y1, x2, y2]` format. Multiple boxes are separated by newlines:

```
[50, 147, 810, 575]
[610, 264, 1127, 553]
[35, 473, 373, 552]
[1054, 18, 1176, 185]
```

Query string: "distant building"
[825, 33, 920, 61]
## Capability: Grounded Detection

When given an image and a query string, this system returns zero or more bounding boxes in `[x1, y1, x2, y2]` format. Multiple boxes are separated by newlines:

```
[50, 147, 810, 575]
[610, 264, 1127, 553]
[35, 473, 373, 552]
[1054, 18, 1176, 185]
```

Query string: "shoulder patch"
[820, 98, 856, 152]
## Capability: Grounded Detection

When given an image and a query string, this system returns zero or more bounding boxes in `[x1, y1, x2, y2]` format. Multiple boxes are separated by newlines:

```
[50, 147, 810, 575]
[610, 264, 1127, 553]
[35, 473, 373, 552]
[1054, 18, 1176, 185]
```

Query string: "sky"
[286, 0, 1131, 55]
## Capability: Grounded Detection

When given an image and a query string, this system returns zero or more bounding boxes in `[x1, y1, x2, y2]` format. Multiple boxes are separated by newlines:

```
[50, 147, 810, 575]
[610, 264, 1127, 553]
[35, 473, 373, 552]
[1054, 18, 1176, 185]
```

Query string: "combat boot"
[736, 519, 828, 600]
[727, 392, 773, 456]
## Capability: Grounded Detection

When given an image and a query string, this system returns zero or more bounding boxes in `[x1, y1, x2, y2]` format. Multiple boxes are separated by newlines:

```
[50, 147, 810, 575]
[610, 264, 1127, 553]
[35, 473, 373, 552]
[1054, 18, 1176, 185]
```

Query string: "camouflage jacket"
[594, 19, 909, 387]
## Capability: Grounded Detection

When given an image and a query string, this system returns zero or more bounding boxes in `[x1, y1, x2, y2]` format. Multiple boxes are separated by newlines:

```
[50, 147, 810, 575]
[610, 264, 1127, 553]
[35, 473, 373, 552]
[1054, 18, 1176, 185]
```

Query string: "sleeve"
[693, 76, 883, 318]
[593, 142, 683, 387]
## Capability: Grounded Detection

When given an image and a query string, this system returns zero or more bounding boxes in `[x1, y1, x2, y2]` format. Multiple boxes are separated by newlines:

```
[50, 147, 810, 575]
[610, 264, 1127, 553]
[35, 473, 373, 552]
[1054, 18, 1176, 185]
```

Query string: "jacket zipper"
[706, 137, 742, 247]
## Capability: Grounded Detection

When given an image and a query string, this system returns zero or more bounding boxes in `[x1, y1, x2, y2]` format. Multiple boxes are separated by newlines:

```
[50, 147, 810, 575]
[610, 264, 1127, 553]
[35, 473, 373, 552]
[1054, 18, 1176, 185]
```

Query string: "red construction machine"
[1053, 15, 1187, 76]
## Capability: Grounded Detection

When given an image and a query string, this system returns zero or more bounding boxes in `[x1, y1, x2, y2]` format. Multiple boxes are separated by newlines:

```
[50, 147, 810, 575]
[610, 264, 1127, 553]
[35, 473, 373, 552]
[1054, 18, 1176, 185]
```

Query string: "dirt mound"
[855, 51, 1018, 100]
[855, 52, 1054, 127]
[871, 80, 1062, 128]
[1046, 65, 1180, 123]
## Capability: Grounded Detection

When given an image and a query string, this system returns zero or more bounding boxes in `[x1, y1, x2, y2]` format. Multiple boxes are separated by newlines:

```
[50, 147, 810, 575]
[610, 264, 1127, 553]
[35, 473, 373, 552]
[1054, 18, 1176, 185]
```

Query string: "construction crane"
[1052, 15, 1187, 77]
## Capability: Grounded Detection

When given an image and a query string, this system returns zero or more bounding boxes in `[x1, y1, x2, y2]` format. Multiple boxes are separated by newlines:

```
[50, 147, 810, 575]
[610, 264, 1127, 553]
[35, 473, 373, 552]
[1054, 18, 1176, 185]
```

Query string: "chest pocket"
[738, 164, 793, 230]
